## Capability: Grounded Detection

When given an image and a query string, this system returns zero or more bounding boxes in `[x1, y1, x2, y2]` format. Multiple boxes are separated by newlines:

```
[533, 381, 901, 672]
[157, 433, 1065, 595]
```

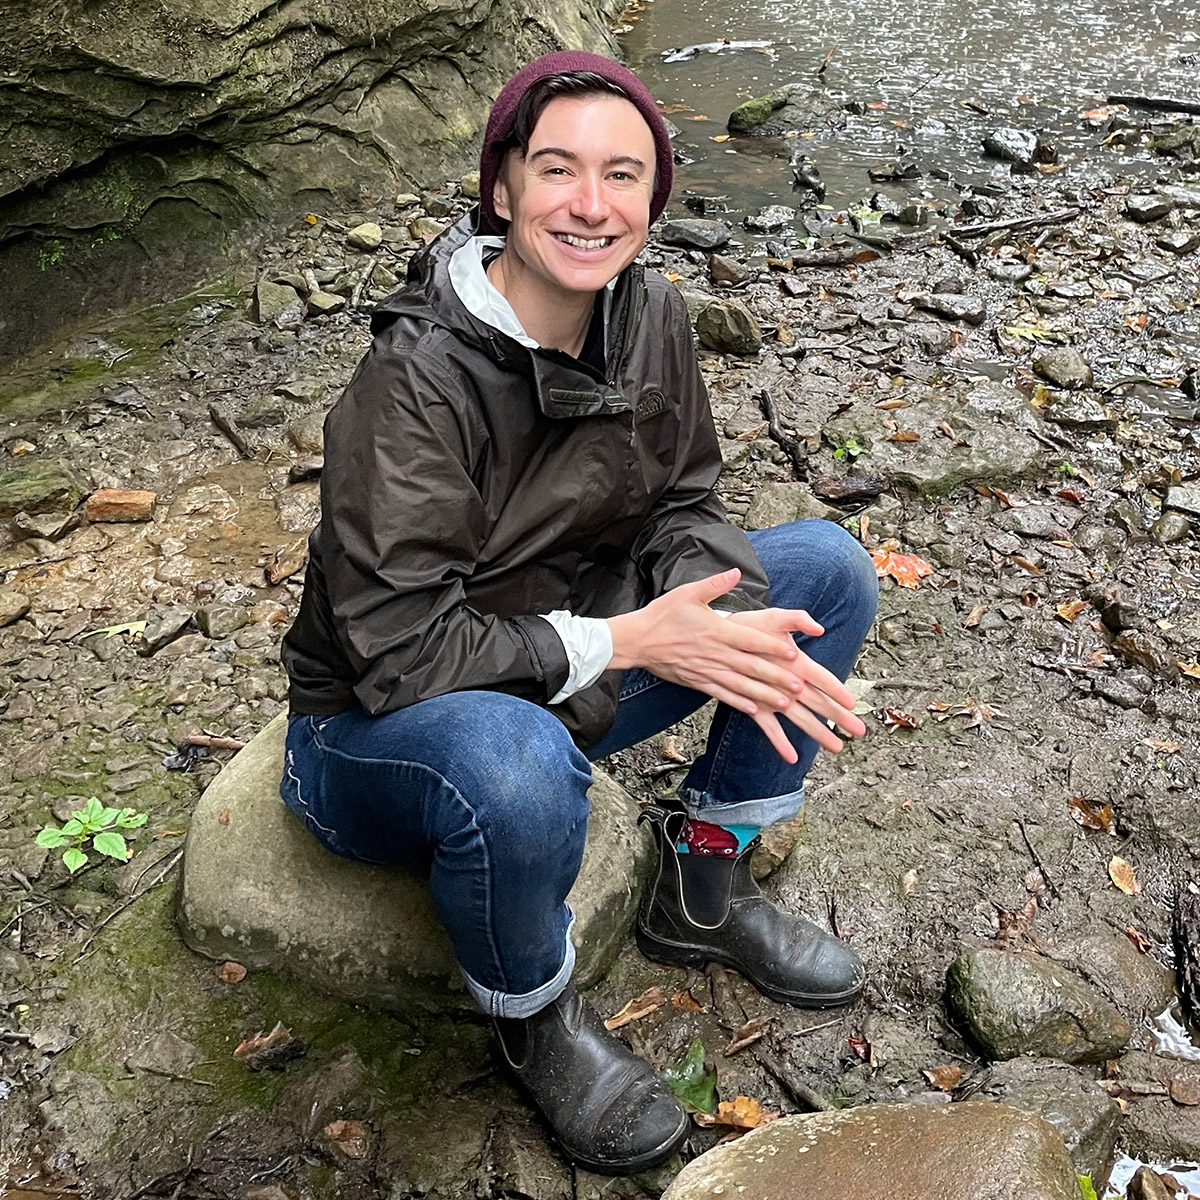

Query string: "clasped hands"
[606, 568, 866, 764]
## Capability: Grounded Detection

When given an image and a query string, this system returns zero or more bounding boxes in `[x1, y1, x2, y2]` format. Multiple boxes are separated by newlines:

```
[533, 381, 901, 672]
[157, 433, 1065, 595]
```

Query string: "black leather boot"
[636, 802, 865, 1007]
[493, 983, 689, 1174]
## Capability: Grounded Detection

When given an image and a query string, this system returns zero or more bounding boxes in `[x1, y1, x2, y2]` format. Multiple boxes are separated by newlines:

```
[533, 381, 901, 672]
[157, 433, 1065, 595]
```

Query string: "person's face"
[492, 93, 657, 299]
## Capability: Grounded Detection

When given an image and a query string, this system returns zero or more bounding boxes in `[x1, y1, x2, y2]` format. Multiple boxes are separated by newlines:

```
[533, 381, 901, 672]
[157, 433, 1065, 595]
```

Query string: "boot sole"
[564, 1106, 691, 1176]
[636, 925, 864, 1009]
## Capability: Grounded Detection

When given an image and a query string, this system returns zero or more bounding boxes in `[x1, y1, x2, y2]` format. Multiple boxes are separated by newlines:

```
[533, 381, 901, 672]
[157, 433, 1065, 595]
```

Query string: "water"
[618, 0, 1200, 211]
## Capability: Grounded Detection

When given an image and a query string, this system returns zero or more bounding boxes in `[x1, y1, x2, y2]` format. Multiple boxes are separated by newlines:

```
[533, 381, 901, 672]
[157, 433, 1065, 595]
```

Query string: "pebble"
[345, 222, 383, 252]
[394, 192, 420, 209]
[1032, 347, 1094, 390]
[915, 292, 987, 325]
[305, 291, 345, 317]
[1126, 195, 1175, 223]
[197, 606, 250, 640]
[1165, 486, 1200, 518]
[709, 254, 750, 287]
[1156, 229, 1200, 255]
[84, 488, 157, 523]
[1152, 511, 1191, 543]
[744, 205, 795, 233]
[459, 172, 481, 200]
[657, 218, 733, 251]
[982, 127, 1039, 169]
[696, 298, 763, 355]
[0, 589, 31, 629]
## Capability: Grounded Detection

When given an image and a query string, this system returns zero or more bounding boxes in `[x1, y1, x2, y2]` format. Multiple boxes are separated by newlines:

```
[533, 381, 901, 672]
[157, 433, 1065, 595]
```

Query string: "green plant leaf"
[1077, 1174, 1098, 1200]
[92, 832, 130, 861]
[63, 848, 88, 873]
[36, 826, 67, 848]
[99, 806, 122, 828]
[117, 810, 148, 829]
[81, 797, 105, 824]
[663, 1038, 717, 1114]
[61, 818, 84, 838]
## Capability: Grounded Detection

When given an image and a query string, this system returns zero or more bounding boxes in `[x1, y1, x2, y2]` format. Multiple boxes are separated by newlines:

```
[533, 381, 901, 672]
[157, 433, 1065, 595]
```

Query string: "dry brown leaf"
[937, 420, 957, 440]
[233, 1021, 306, 1070]
[1067, 794, 1115, 834]
[874, 398, 909, 410]
[1170, 1078, 1200, 1106]
[922, 1064, 965, 1090]
[1141, 738, 1181, 754]
[265, 539, 308, 586]
[1178, 660, 1200, 680]
[725, 1017, 770, 1055]
[604, 986, 667, 1030]
[711, 134, 731, 143]
[685, 114, 711, 121]
[693, 1095, 778, 1131]
[847, 1034, 877, 1066]
[870, 541, 934, 589]
[323, 1119, 370, 1159]
[735, 421, 768, 442]
[1056, 487, 1084, 504]
[956, 697, 1006, 731]
[1124, 925, 1152, 955]
[218, 808, 231, 826]
[218, 961, 247, 984]
[664, 271, 683, 283]
[1010, 554, 1043, 576]
[879, 706, 919, 730]
[996, 895, 1038, 941]
[964, 603, 987, 628]
[1108, 856, 1142, 896]
[1055, 599, 1089, 623]
[658, 104, 694, 115]
[887, 430, 921, 443]
[900, 868, 919, 895]
[671, 989, 704, 1012]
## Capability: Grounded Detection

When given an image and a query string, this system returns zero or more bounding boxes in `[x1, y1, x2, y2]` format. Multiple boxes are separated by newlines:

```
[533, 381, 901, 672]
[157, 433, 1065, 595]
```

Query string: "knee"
[761, 519, 879, 618]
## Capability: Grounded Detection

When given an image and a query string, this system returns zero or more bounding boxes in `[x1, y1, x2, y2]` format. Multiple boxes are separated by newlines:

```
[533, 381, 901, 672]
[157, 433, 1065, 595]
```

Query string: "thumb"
[685, 567, 741, 604]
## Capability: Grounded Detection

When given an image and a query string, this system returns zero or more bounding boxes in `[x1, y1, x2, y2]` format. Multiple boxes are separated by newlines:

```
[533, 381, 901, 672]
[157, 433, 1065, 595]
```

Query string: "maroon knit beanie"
[479, 51, 674, 234]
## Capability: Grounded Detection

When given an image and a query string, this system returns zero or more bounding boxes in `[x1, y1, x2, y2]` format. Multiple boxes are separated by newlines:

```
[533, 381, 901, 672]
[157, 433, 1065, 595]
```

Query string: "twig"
[952, 207, 1081, 239]
[868, 677, 938, 690]
[0, 899, 49, 938]
[944, 235, 979, 267]
[184, 734, 246, 752]
[756, 389, 808, 477]
[1015, 819, 1061, 899]
[118, 1168, 191, 1200]
[207, 403, 254, 460]
[74, 849, 183, 963]
[908, 69, 942, 100]
[350, 260, 377, 309]
[817, 43, 838, 75]
[756, 1046, 832, 1111]
[1108, 94, 1200, 116]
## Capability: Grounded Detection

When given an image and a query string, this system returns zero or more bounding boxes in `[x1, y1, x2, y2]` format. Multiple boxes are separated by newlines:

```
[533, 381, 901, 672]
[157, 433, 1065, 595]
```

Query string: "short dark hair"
[502, 71, 632, 159]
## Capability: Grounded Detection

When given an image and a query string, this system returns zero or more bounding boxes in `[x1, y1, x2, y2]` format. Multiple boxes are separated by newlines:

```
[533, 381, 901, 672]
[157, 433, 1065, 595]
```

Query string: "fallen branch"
[207, 403, 254, 460]
[952, 207, 1081, 239]
[756, 389, 808, 477]
[184, 734, 246, 752]
[1108, 94, 1200, 117]
[944, 235, 979, 267]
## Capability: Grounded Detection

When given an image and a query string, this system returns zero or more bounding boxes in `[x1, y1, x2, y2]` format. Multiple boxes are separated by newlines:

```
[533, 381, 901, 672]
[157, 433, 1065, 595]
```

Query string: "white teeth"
[557, 233, 611, 249]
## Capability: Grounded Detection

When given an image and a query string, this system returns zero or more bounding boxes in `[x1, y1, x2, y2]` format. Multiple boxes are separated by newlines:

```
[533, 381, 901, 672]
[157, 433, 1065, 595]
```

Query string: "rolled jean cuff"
[676, 785, 805, 828]
[460, 911, 576, 1019]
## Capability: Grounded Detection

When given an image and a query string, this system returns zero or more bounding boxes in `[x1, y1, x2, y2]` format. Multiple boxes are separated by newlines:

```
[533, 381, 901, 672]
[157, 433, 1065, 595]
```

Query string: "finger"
[708, 667, 798, 714]
[791, 655, 859, 712]
[731, 607, 825, 638]
[751, 710, 799, 764]
[791, 683, 867, 738]
[675, 567, 742, 606]
[780, 703, 846, 755]
[717, 620, 801, 660]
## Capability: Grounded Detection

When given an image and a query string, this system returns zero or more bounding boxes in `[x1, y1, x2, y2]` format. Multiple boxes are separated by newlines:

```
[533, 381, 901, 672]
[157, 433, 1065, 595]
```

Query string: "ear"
[493, 156, 514, 223]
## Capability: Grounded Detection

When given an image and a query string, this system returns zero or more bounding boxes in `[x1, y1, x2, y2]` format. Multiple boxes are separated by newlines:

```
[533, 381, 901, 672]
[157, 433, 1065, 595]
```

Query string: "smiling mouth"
[554, 233, 616, 250]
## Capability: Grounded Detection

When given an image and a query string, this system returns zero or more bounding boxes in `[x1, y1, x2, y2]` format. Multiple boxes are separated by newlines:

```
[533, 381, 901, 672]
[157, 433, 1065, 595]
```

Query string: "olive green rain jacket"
[282, 212, 769, 749]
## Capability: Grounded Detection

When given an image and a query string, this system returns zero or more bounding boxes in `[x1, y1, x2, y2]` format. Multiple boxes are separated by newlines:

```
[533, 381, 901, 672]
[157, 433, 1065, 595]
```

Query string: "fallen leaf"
[1056, 487, 1084, 504]
[323, 1119, 369, 1159]
[937, 421, 957, 440]
[1025, 866, 1048, 896]
[711, 134, 730, 143]
[664, 1039, 717, 1113]
[605, 985, 668, 1030]
[900, 867, 919, 895]
[1108, 856, 1142, 896]
[874, 398, 909, 410]
[664, 271, 683, 283]
[233, 1021, 306, 1071]
[1124, 925, 1152, 954]
[658, 104, 694, 115]
[922, 1064, 965, 1090]
[672, 989, 704, 1012]
[996, 895, 1038, 941]
[879, 706, 919, 730]
[265, 538, 308, 586]
[1068, 795, 1115, 834]
[218, 808, 231, 826]
[693, 1095, 778, 1131]
[218, 961, 247, 984]
[956, 697, 1007, 731]
[685, 114, 711, 121]
[887, 430, 920, 443]
[1011, 554, 1043, 576]
[735, 421, 768, 442]
[1056, 600, 1089, 623]
[1141, 738, 1181, 754]
[1125, 311, 1148, 331]
[1170, 1078, 1200, 1106]
[847, 1034, 877, 1066]
[965, 603, 987, 627]
[725, 1017, 770, 1055]
[1178, 660, 1200, 680]
[303, 213, 318, 225]
[870, 541, 934, 589]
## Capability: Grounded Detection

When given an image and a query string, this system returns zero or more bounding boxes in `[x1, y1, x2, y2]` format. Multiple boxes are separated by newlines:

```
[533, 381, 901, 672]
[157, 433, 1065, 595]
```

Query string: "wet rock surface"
[0, 110, 1198, 1200]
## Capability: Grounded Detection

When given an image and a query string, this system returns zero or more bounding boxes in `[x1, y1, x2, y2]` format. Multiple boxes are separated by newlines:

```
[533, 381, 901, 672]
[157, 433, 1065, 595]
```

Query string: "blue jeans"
[280, 520, 877, 1017]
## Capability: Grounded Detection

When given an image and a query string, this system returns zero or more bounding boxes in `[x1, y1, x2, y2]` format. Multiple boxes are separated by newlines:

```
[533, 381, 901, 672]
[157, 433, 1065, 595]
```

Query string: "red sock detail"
[681, 818, 739, 857]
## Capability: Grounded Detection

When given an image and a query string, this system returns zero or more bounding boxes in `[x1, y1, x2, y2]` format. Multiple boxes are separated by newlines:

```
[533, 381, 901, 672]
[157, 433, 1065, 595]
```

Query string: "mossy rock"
[0, 459, 90, 518]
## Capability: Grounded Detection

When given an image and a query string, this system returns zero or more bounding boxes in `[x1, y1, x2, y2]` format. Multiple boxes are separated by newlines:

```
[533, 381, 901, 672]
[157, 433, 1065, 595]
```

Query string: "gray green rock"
[0, 460, 90, 519]
[696, 298, 763, 355]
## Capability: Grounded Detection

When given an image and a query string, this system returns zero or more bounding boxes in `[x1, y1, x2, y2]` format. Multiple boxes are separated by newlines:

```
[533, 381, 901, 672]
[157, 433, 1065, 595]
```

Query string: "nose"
[569, 172, 610, 225]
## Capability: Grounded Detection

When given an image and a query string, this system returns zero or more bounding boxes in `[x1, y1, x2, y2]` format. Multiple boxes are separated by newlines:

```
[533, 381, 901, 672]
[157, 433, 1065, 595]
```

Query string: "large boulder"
[0, 0, 621, 362]
[178, 712, 653, 1012]
[661, 1102, 1085, 1200]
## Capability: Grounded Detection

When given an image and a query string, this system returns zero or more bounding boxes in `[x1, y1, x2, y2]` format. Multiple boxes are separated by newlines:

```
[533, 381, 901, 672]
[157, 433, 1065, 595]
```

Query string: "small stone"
[11, 510, 78, 541]
[1165, 485, 1200, 518]
[459, 171, 481, 200]
[138, 607, 196, 656]
[1044, 393, 1118, 430]
[1095, 677, 1145, 709]
[239, 398, 287, 429]
[84, 488, 156, 523]
[286, 412, 326, 456]
[915, 292, 987, 325]
[658, 218, 733, 251]
[982, 127, 1040, 169]
[0, 588, 31, 628]
[709, 254, 749, 287]
[987, 261, 1034, 284]
[409, 217, 448, 243]
[745, 483, 836, 529]
[696, 298, 763, 354]
[1032, 347, 1094, 390]
[394, 192, 420, 209]
[1156, 229, 1200, 254]
[275, 377, 326, 404]
[197, 606, 250, 640]
[305, 291, 345, 318]
[253, 280, 303, 325]
[1153, 511, 1191, 543]
[745, 205, 795, 233]
[899, 203, 929, 226]
[1126, 195, 1175, 223]
[345, 222, 383, 252]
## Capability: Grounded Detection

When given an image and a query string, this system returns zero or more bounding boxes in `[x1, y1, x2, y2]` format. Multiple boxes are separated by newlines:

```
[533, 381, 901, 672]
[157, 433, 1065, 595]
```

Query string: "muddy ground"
[0, 101, 1199, 1200]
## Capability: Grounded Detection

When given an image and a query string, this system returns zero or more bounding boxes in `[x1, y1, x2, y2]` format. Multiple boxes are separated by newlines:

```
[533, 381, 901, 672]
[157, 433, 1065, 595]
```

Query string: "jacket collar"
[373, 210, 646, 419]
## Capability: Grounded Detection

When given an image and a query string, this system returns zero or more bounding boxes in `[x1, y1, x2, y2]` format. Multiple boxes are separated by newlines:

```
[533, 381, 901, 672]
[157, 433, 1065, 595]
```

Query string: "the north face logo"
[637, 389, 666, 418]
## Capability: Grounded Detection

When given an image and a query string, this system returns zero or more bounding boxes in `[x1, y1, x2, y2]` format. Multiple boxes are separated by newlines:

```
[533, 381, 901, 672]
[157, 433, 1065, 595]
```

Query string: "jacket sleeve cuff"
[511, 615, 571, 703]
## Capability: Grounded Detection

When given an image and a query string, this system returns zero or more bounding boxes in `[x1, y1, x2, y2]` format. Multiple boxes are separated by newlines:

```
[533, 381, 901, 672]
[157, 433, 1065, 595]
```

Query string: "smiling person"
[280, 51, 878, 1174]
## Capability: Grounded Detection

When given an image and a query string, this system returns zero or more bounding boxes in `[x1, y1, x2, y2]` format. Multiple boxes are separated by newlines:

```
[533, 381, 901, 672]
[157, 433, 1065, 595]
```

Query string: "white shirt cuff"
[539, 610, 614, 705]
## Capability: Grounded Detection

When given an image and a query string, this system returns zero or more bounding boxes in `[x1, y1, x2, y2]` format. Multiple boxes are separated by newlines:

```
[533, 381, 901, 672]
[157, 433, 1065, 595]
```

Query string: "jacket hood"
[369, 209, 646, 420]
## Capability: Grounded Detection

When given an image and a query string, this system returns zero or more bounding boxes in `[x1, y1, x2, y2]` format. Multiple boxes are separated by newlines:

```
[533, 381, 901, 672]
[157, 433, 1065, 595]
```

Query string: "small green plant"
[36, 797, 147, 873]
[833, 436, 864, 462]
[1058, 461, 1079, 477]
[37, 240, 65, 271]
[1077, 1174, 1098, 1200]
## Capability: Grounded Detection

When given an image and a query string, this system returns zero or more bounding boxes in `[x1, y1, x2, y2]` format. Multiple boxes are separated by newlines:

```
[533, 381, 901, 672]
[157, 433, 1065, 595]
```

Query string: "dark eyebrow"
[526, 147, 648, 172]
